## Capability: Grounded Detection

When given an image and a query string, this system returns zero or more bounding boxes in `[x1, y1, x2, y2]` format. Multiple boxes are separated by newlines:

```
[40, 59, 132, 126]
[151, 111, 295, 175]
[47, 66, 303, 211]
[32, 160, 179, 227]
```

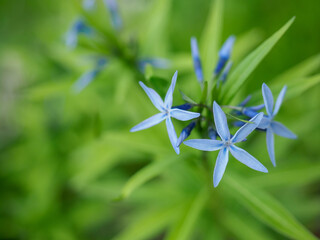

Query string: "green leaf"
[221, 17, 295, 104]
[117, 155, 181, 200]
[179, 90, 197, 104]
[200, 0, 223, 84]
[223, 174, 317, 240]
[248, 163, 320, 188]
[221, 211, 275, 240]
[271, 53, 320, 85]
[112, 203, 185, 240]
[165, 189, 208, 240]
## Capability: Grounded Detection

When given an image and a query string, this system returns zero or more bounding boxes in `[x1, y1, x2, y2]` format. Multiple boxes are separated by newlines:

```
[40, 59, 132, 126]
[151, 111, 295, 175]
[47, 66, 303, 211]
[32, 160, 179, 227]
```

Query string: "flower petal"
[164, 71, 178, 109]
[258, 116, 270, 129]
[139, 81, 165, 111]
[229, 145, 268, 173]
[266, 128, 276, 166]
[166, 117, 180, 154]
[130, 113, 166, 132]
[213, 101, 230, 141]
[262, 83, 274, 117]
[213, 147, 229, 187]
[170, 109, 200, 121]
[184, 139, 223, 151]
[273, 85, 287, 116]
[271, 121, 297, 139]
[231, 113, 263, 143]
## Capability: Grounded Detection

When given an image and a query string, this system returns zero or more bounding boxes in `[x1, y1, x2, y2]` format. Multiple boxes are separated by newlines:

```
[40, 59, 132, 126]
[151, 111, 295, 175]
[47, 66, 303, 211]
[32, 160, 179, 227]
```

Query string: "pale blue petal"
[73, 70, 98, 93]
[258, 116, 271, 129]
[166, 117, 180, 154]
[213, 147, 229, 187]
[164, 71, 178, 109]
[271, 121, 297, 139]
[262, 83, 274, 117]
[130, 113, 166, 132]
[139, 81, 165, 111]
[103, 0, 122, 30]
[66, 29, 77, 49]
[213, 101, 230, 141]
[191, 37, 203, 84]
[229, 145, 268, 173]
[170, 109, 200, 121]
[273, 85, 287, 116]
[184, 139, 223, 151]
[231, 113, 263, 143]
[266, 128, 276, 166]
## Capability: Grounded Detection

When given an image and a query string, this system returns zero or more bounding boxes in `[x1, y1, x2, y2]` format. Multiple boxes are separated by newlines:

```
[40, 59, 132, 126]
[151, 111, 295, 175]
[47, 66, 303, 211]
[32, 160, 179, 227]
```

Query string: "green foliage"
[1, 0, 320, 239]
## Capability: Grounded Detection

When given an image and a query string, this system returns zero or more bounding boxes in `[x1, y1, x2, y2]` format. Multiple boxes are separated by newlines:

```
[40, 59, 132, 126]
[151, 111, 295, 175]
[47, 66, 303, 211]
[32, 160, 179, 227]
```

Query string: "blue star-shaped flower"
[184, 102, 268, 187]
[130, 71, 200, 154]
[259, 83, 297, 166]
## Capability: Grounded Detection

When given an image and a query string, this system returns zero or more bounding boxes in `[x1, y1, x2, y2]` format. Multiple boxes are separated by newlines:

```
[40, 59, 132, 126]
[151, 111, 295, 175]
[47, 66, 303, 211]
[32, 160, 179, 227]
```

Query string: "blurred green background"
[1, 0, 320, 239]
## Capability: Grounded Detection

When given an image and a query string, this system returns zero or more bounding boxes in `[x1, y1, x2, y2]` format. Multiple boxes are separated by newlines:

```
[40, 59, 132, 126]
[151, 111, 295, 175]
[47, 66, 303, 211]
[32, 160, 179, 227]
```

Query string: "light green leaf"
[223, 175, 317, 240]
[221, 211, 274, 240]
[165, 188, 208, 240]
[117, 155, 181, 200]
[221, 17, 295, 104]
[271, 53, 320, 85]
[248, 163, 320, 188]
[112, 203, 185, 240]
[179, 90, 197, 104]
[200, 0, 223, 84]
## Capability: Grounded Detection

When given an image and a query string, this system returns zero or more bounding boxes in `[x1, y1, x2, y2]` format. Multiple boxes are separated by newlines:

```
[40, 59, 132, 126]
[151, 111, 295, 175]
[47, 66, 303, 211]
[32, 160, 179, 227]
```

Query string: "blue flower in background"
[138, 58, 170, 73]
[72, 58, 108, 93]
[66, 19, 92, 49]
[217, 61, 232, 87]
[214, 36, 235, 76]
[259, 83, 297, 166]
[104, 0, 122, 30]
[130, 71, 200, 154]
[83, 0, 96, 10]
[184, 102, 267, 187]
[190, 37, 204, 86]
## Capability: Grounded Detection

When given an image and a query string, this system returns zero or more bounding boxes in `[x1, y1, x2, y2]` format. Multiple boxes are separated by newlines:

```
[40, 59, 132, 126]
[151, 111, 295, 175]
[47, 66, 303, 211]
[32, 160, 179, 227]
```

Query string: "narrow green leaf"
[221, 211, 274, 240]
[165, 188, 208, 240]
[222, 17, 295, 104]
[179, 90, 197, 104]
[271, 53, 320, 85]
[200, 0, 223, 83]
[223, 175, 317, 240]
[117, 155, 180, 200]
[112, 203, 185, 240]
[225, 112, 253, 123]
[248, 163, 320, 188]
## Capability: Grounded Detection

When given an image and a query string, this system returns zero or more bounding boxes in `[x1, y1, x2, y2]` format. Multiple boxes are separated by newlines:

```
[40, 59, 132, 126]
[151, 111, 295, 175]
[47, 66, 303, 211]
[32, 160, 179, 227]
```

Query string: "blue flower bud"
[172, 103, 193, 111]
[177, 121, 196, 147]
[242, 108, 259, 118]
[219, 61, 232, 84]
[104, 0, 122, 30]
[73, 69, 99, 93]
[239, 95, 252, 107]
[208, 126, 218, 140]
[66, 19, 92, 49]
[214, 35, 235, 75]
[190, 37, 204, 85]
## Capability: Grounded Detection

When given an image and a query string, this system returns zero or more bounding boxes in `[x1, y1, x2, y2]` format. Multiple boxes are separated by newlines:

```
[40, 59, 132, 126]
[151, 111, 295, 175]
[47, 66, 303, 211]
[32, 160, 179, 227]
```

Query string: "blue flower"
[103, 0, 122, 30]
[72, 58, 108, 93]
[138, 58, 170, 73]
[184, 102, 267, 187]
[214, 36, 235, 76]
[130, 71, 201, 154]
[66, 19, 92, 49]
[190, 37, 204, 85]
[83, 0, 96, 10]
[259, 83, 297, 166]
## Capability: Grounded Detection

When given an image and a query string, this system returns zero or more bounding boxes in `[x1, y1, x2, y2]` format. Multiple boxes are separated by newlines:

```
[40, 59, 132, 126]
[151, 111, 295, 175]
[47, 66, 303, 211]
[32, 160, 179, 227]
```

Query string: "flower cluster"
[131, 36, 297, 187]
[65, 0, 169, 93]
